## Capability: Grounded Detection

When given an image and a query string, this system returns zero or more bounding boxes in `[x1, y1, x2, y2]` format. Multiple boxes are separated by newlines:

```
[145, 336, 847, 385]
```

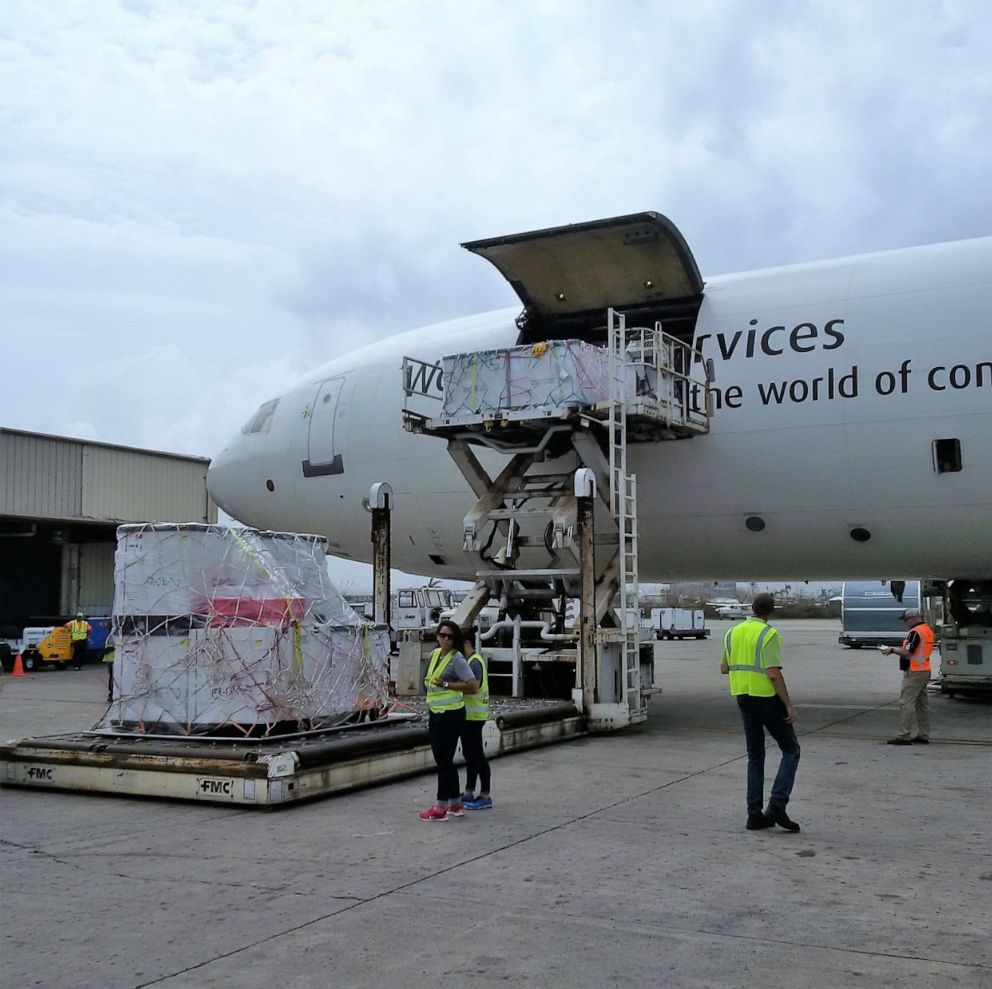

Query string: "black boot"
[746, 811, 773, 830]
[767, 804, 800, 832]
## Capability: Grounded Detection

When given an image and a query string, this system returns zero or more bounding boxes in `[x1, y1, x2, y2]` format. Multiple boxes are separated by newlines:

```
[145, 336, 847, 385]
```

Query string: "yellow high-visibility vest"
[722, 618, 780, 697]
[67, 619, 90, 642]
[424, 648, 465, 713]
[463, 652, 489, 722]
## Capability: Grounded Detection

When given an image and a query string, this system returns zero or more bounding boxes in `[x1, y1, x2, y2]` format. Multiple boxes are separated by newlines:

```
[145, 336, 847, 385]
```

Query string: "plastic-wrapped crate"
[441, 340, 609, 420]
[109, 624, 389, 733]
[113, 524, 355, 625]
[102, 524, 389, 736]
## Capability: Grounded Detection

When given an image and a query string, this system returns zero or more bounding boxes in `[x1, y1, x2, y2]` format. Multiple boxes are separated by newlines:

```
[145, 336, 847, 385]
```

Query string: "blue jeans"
[736, 694, 800, 813]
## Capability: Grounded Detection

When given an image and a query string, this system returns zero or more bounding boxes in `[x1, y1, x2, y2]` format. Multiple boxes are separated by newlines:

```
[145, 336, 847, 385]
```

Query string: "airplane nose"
[206, 441, 242, 520]
[207, 393, 299, 529]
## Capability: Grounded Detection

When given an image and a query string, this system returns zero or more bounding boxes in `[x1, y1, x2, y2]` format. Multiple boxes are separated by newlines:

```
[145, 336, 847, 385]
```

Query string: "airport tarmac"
[1, 620, 990, 989]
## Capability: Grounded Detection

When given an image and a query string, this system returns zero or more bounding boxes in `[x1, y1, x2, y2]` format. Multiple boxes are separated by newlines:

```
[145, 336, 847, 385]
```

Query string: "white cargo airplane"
[207, 212, 992, 583]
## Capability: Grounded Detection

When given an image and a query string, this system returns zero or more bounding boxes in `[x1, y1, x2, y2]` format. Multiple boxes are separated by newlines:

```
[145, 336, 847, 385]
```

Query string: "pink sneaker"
[447, 803, 465, 817]
[418, 805, 448, 821]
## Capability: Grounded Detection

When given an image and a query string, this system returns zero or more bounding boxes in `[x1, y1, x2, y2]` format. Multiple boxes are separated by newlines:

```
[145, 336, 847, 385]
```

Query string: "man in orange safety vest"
[881, 608, 935, 745]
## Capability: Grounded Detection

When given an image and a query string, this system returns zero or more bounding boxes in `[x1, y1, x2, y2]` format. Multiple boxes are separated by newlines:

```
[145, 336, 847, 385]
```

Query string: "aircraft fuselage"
[208, 236, 992, 581]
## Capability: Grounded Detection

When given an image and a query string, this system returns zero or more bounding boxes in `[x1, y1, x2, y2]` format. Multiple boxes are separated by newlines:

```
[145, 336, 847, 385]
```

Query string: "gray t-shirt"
[467, 655, 484, 681]
[434, 651, 475, 684]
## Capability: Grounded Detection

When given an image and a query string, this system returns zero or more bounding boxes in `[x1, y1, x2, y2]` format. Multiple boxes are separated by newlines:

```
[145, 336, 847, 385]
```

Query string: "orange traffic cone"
[11, 653, 26, 676]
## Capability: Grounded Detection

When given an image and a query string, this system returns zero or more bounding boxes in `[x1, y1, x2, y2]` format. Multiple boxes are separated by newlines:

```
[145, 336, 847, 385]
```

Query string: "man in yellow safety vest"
[65, 613, 92, 670]
[720, 594, 801, 832]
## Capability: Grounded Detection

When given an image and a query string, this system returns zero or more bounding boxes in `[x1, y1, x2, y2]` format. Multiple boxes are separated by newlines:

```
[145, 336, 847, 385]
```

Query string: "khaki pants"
[896, 670, 931, 740]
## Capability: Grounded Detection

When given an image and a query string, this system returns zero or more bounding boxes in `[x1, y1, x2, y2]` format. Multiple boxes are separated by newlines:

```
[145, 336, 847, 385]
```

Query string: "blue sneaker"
[463, 796, 492, 810]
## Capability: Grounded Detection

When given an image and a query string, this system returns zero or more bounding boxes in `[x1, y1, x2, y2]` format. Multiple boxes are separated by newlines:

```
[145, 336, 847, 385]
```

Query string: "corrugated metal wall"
[0, 429, 216, 524]
[82, 446, 212, 523]
[78, 542, 115, 614]
[1, 431, 81, 519]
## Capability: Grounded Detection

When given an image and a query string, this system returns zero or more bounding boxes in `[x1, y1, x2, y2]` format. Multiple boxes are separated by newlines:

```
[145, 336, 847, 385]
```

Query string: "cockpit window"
[241, 398, 279, 435]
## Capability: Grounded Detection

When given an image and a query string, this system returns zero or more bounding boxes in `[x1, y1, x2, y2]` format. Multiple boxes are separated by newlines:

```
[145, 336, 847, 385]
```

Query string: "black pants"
[461, 720, 491, 793]
[428, 708, 465, 802]
[71, 641, 85, 668]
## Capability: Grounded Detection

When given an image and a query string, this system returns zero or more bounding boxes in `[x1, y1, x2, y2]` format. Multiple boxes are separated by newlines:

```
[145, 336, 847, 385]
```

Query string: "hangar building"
[0, 428, 216, 639]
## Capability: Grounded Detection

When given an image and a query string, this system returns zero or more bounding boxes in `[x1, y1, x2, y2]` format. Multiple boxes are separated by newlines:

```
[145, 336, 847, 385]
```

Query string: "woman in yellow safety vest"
[419, 621, 479, 822]
[459, 629, 492, 810]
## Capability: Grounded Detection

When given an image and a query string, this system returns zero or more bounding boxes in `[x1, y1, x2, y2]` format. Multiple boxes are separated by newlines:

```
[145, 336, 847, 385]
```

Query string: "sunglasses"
[437, 631, 454, 639]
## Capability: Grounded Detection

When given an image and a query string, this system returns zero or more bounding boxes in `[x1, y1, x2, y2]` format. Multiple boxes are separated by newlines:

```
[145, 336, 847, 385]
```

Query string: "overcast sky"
[2, 1, 989, 589]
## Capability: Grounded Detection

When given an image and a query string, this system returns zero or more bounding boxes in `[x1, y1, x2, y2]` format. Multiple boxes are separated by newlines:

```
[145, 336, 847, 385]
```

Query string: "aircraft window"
[850, 528, 871, 542]
[241, 398, 279, 435]
[429, 554, 446, 565]
[933, 438, 962, 473]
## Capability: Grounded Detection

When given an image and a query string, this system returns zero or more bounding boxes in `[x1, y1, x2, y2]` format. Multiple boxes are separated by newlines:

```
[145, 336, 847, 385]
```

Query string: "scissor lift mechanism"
[403, 311, 710, 730]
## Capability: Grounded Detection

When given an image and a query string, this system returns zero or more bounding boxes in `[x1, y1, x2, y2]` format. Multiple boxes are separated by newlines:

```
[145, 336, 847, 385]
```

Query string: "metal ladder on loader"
[608, 309, 643, 720]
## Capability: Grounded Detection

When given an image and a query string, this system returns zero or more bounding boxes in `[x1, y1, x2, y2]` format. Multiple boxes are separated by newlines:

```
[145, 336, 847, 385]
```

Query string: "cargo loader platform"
[0, 700, 582, 808]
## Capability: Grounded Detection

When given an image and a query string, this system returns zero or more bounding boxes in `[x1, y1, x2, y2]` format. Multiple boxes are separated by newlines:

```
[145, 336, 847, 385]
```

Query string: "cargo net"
[96, 523, 390, 738]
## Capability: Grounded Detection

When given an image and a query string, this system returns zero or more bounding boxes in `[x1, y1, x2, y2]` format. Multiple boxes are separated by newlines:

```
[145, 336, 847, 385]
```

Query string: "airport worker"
[65, 612, 92, 670]
[720, 593, 801, 832]
[880, 608, 934, 745]
[419, 620, 479, 822]
[459, 629, 492, 810]
[102, 644, 115, 702]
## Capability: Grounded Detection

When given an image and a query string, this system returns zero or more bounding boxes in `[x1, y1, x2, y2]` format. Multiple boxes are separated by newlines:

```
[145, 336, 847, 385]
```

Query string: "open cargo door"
[462, 212, 704, 344]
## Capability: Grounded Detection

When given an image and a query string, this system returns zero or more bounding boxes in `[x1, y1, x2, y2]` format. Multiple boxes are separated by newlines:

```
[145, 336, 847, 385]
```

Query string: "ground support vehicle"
[652, 608, 709, 640]
[392, 587, 455, 631]
[15, 627, 73, 671]
[934, 580, 992, 697]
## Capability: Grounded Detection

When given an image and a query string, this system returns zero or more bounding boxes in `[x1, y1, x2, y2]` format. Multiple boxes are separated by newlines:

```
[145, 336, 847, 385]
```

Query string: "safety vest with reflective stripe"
[425, 648, 465, 713]
[463, 652, 489, 722]
[904, 621, 934, 673]
[723, 618, 781, 697]
[66, 619, 89, 642]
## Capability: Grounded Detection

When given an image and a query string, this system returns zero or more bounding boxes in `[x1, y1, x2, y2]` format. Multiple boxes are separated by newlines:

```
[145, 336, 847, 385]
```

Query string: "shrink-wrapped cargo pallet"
[100, 523, 389, 736]
[440, 339, 664, 423]
[441, 340, 610, 420]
